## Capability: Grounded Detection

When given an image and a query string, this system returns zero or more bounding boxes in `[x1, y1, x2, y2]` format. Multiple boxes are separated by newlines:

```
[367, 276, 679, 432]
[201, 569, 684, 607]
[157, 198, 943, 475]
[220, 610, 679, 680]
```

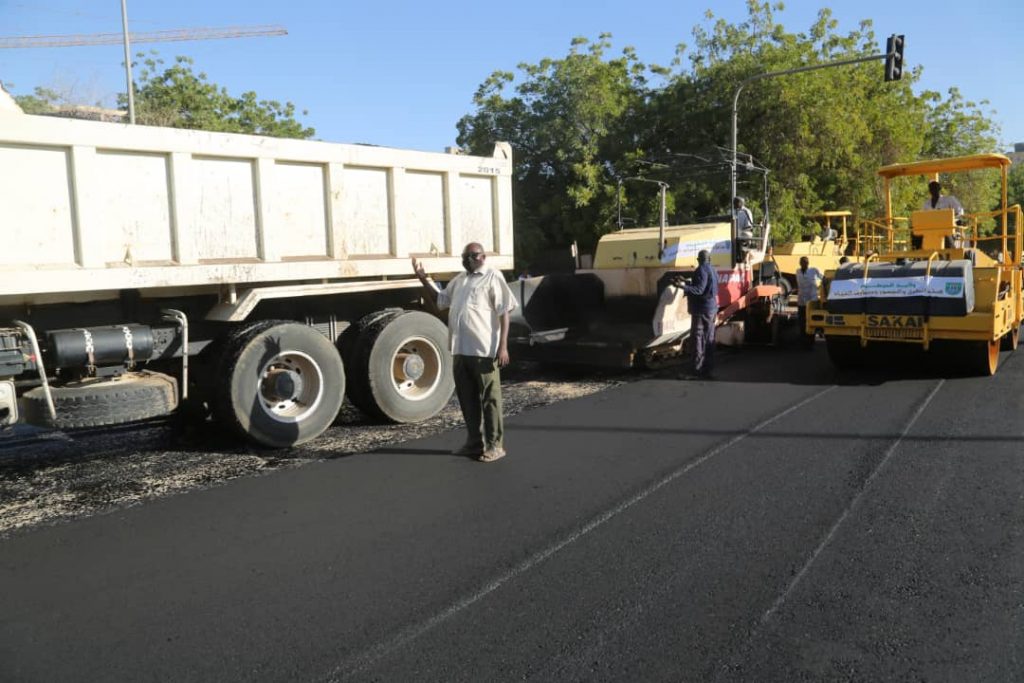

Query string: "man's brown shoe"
[452, 442, 484, 456]
[478, 446, 506, 463]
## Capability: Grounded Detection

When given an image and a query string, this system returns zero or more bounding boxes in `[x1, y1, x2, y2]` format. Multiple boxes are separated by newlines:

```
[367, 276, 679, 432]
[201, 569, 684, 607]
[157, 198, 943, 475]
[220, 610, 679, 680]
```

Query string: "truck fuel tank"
[46, 325, 154, 369]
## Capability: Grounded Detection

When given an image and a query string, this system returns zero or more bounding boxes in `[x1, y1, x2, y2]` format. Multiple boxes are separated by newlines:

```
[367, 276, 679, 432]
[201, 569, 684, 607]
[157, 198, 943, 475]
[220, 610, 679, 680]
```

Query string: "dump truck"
[509, 217, 786, 368]
[0, 109, 513, 446]
[807, 154, 1022, 375]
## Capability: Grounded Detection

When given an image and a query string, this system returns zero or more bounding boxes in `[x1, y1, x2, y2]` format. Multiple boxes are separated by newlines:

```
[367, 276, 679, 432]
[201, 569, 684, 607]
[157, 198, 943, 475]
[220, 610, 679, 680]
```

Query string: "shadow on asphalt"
[503, 360, 636, 384]
[4, 327, 1018, 471]
[647, 332, 1022, 388]
[507, 322, 1023, 389]
[0, 395, 438, 469]
[504, 422, 1021, 444]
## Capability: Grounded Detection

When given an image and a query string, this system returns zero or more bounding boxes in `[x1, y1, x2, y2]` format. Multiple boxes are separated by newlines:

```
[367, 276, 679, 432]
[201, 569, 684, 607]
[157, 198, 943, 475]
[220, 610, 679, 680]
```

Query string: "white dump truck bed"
[0, 112, 513, 303]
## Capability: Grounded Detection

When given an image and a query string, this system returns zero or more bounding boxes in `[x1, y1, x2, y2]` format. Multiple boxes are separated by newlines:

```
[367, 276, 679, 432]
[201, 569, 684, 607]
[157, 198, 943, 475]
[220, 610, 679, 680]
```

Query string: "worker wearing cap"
[679, 249, 719, 379]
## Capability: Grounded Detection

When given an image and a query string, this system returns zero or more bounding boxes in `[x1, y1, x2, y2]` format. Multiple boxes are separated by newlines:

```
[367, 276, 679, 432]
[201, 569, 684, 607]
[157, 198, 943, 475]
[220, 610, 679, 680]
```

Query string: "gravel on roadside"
[0, 363, 644, 538]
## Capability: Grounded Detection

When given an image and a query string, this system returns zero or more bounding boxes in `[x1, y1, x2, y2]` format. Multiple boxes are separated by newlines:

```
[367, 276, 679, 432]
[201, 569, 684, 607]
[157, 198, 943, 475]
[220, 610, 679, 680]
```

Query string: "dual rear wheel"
[213, 312, 453, 447]
[341, 310, 453, 423]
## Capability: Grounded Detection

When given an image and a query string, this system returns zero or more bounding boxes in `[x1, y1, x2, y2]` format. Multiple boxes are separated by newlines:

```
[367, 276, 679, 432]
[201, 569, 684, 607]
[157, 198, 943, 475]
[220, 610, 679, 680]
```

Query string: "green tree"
[1010, 162, 1024, 210]
[916, 87, 1001, 218]
[13, 85, 104, 114]
[13, 87, 62, 114]
[124, 54, 314, 139]
[668, 3, 929, 239]
[457, 35, 649, 264]
[458, 2, 1002, 261]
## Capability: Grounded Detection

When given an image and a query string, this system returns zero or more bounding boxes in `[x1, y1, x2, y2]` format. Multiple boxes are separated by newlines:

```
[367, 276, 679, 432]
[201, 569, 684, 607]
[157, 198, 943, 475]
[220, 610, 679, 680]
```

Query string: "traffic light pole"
[730, 48, 897, 245]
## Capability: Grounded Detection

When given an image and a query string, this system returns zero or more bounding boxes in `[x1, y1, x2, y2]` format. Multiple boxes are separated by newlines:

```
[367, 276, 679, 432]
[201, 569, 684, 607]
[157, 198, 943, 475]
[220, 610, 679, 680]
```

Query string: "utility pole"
[730, 35, 905, 245]
[120, 0, 134, 124]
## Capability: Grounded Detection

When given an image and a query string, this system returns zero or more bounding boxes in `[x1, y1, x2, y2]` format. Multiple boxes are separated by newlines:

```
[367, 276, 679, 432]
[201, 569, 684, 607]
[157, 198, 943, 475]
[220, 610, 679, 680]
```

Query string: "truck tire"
[22, 371, 178, 429]
[345, 310, 453, 423]
[825, 336, 864, 370]
[338, 309, 404, 412]
[214, 321, 345, 448]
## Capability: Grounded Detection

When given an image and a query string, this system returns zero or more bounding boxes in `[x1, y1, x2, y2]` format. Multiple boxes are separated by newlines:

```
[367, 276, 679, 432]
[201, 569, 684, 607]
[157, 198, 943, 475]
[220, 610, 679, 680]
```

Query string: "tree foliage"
[1010, 163, 1024, 211]
[457, 35, 648, 261]
[124, 54, 314, 139]
[457, 1, 1001, 265]
[14, 87, 64, 114]
[919, 87, 1001, 215]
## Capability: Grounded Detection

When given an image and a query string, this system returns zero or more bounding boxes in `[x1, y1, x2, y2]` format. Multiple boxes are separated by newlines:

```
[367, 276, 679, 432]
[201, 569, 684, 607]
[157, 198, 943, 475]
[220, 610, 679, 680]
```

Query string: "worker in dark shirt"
[679, 249, 719, 379]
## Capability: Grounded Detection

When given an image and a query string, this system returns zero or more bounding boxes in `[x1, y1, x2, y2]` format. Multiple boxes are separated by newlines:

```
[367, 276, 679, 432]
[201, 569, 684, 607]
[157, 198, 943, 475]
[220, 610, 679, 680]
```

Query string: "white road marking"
[758, 378, 945, 626]
[323, 384, 838, 681]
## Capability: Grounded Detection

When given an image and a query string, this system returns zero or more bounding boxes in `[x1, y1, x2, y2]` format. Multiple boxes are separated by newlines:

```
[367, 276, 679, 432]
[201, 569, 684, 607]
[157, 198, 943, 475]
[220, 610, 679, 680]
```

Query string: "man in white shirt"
[734, 197, 755, 238]
[795, 256, 823, 349]
[923, 180, 965, 247]
[923, 180, 963, 217]
[412, 243, 518, 462]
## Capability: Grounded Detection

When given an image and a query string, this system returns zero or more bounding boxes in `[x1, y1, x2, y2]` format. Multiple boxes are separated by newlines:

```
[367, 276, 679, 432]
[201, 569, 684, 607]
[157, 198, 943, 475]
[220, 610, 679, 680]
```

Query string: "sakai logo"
[944, 282, 963, 296]
[866, 315, 924, 327]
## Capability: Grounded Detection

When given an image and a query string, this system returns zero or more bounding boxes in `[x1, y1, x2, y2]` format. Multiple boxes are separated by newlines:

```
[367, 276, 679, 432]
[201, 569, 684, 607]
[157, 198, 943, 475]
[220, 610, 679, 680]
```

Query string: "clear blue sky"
[2, 0, 1021, 152]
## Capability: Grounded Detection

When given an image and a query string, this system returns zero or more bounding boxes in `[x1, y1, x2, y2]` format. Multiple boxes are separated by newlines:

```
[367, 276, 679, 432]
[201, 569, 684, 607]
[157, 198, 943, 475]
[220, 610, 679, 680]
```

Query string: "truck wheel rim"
[258, 350, 324, 423]
[390, 336, 442, 401]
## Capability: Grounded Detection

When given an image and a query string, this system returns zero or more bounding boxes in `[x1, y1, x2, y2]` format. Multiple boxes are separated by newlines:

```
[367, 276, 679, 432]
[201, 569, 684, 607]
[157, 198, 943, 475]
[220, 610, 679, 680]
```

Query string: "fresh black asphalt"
[1, 343, 1023, 681]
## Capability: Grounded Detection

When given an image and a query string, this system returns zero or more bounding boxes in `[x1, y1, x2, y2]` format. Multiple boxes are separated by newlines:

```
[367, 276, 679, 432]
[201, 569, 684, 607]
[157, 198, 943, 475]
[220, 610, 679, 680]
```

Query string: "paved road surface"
[2, 343, 1023, 681]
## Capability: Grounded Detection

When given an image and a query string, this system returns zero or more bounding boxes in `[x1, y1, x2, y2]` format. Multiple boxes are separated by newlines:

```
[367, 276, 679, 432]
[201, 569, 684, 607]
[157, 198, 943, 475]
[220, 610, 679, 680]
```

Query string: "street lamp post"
[729, 42, 902, 248]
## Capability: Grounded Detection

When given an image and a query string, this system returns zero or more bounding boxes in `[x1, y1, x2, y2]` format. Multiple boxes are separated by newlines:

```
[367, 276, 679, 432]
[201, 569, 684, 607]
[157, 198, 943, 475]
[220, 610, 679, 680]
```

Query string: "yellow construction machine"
[759, 211, 852, 297]
[807, 153, 1023, 375]
[509, 218, 786, 368]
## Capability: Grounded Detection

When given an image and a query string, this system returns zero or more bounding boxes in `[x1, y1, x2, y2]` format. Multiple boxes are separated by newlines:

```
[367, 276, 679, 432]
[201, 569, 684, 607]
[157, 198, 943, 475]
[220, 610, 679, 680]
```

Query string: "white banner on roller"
[829, 275, 966, 300]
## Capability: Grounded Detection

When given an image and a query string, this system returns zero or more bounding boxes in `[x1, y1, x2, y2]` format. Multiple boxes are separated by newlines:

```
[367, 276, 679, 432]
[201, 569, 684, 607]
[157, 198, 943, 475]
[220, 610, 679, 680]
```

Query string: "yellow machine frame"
[807, 153, 1023, 375]
[766, 211, 851, 287]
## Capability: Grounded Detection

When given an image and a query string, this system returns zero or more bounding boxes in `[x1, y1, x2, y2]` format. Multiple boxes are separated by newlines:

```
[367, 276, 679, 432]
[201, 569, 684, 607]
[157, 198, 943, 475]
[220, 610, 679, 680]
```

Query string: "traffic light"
[885, 34, 905, 82]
